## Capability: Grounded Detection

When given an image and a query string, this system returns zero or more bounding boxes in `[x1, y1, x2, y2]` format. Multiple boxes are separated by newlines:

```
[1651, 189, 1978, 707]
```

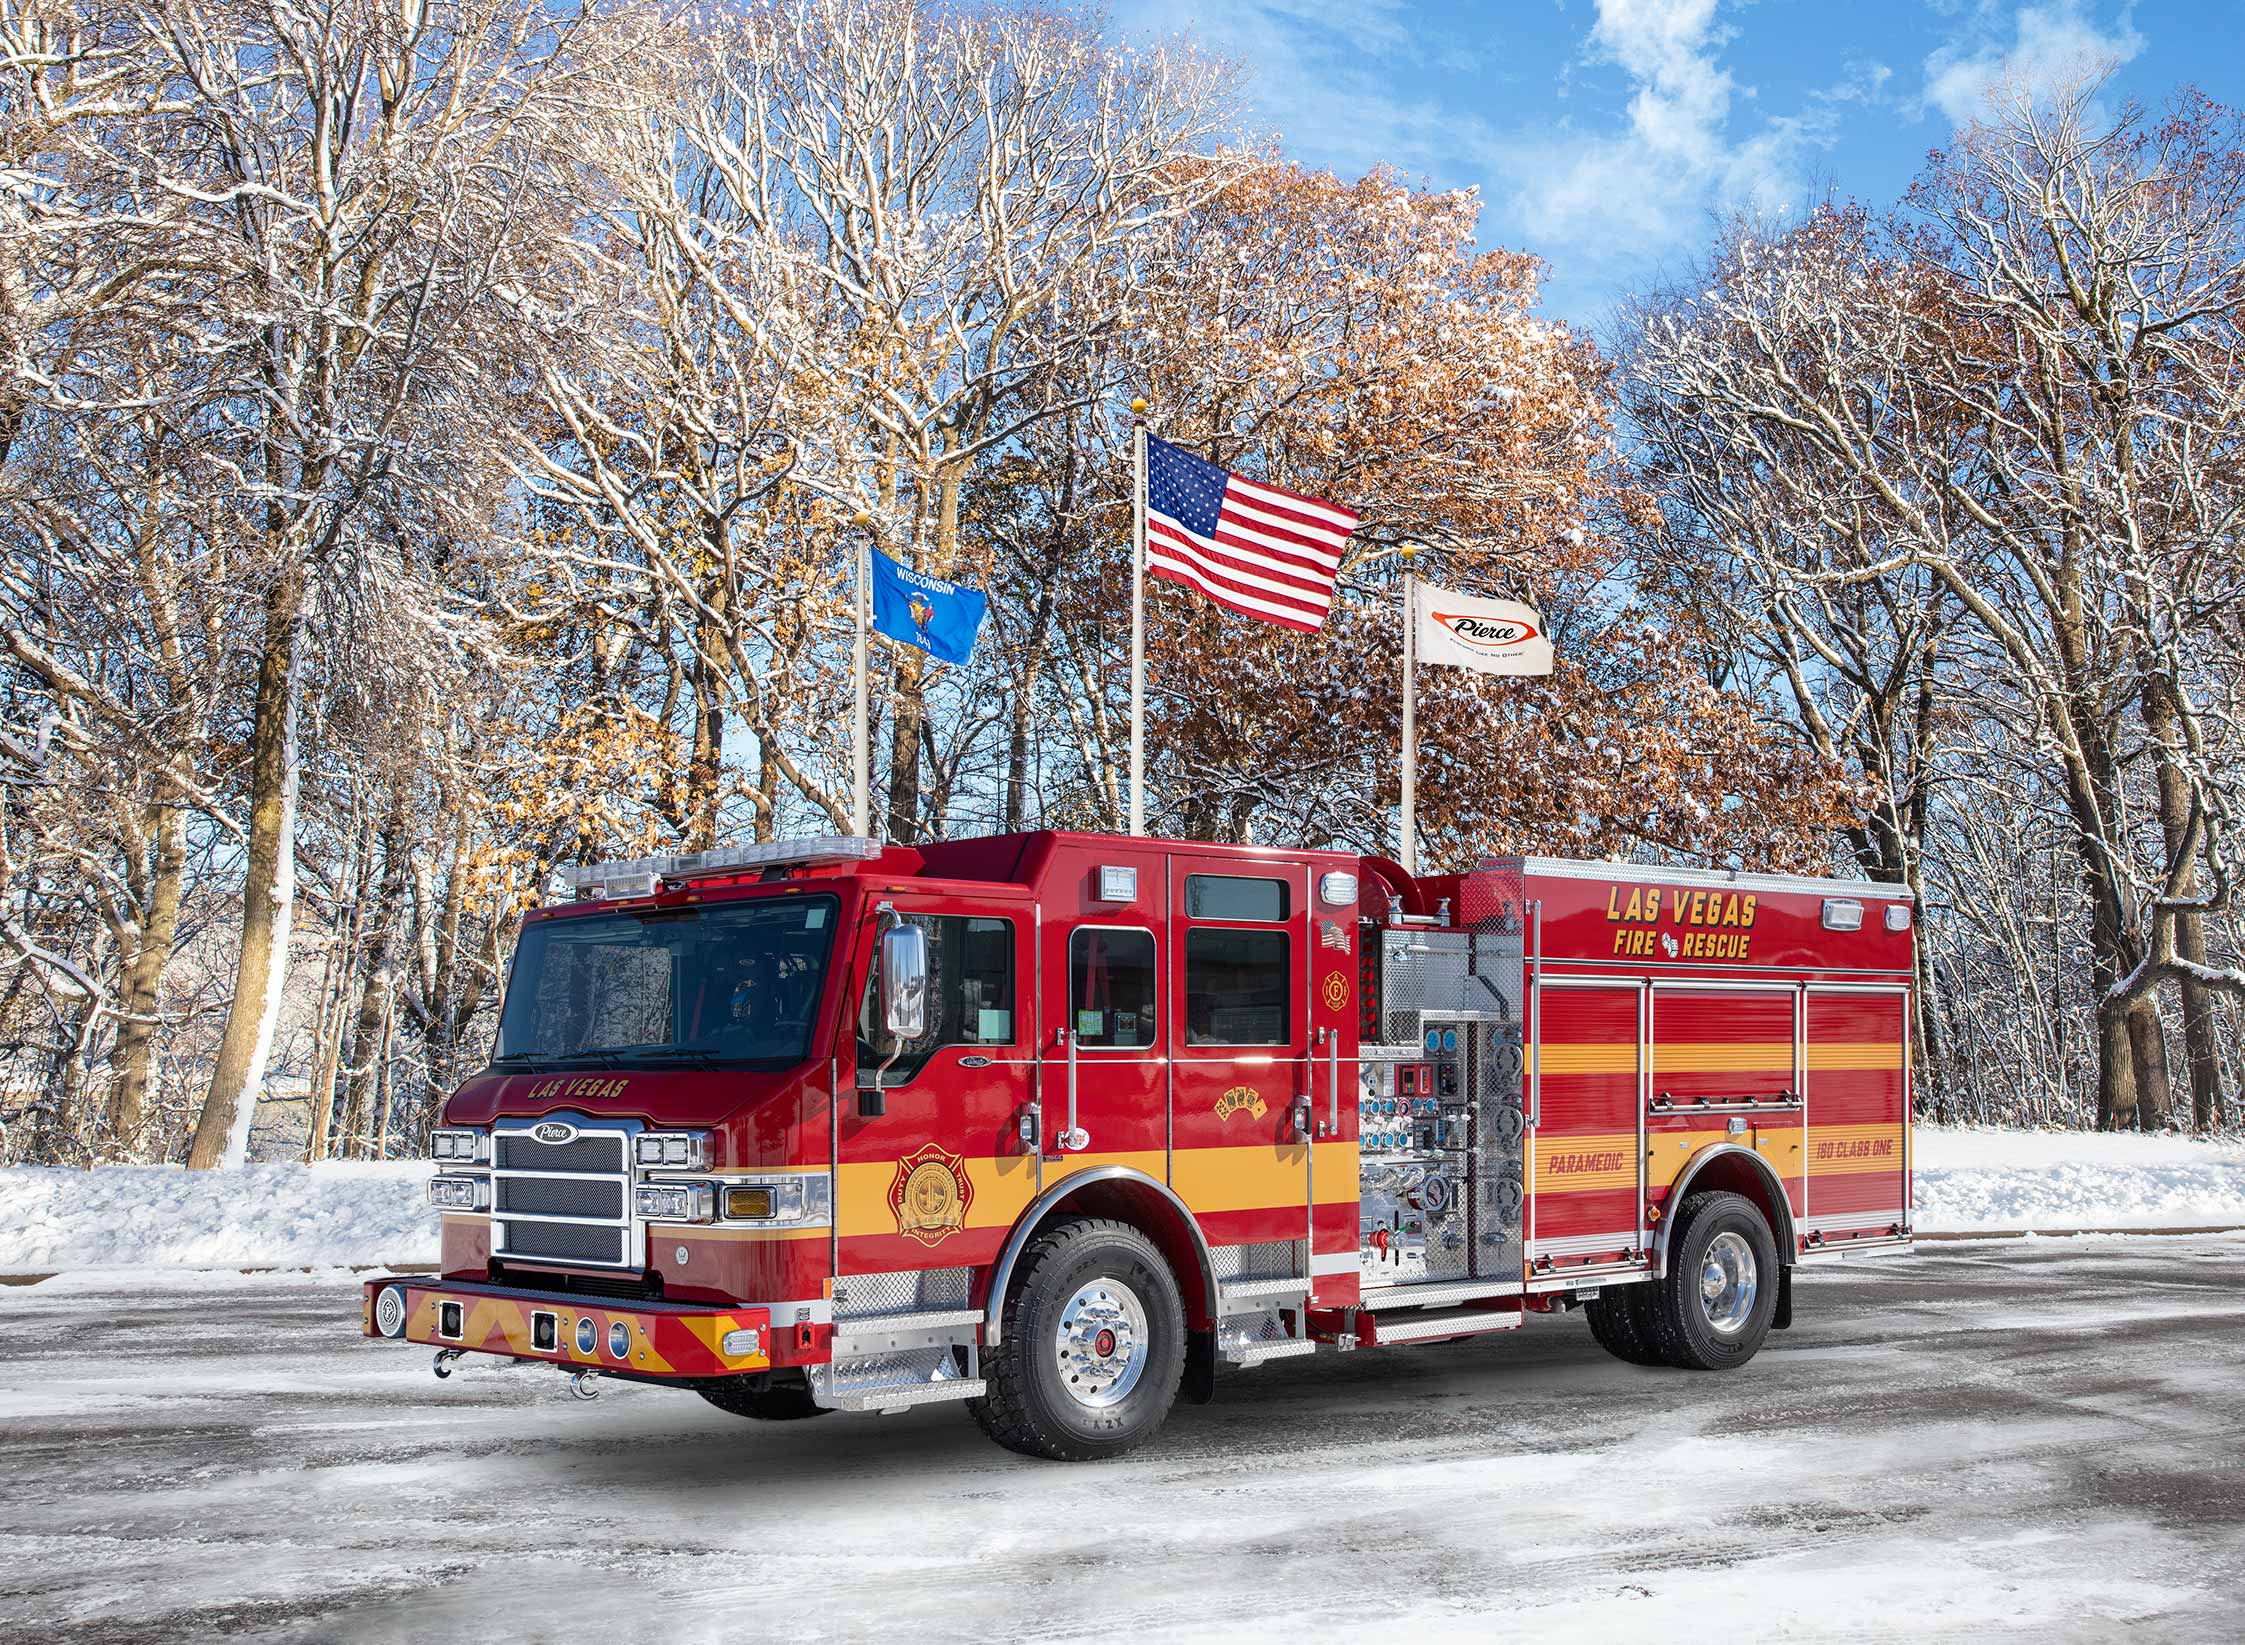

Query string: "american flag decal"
[1318, 918, 1351, 954]
[1143, 434, 1357, 632]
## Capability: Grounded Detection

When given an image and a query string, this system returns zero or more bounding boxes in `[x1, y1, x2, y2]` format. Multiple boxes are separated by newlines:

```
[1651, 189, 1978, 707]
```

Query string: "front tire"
[971, 1217, 1185, 1461]
[1644, 1191, 1780, 1370]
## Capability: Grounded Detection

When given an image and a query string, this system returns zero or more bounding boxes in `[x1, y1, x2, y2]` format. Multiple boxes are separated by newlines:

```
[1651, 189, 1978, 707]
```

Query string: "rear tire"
[1584, 1281, 1667, 1366]
[970, 1217, 1185, 1461]
[695, 1376, 830, 1421]
[1644, 1191, 1779, 1371]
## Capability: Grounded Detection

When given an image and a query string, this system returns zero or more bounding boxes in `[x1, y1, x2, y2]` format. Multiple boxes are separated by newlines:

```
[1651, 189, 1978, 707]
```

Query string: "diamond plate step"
[821, 1377, 987, 1413]
[1223, 1338, 1318, 1367]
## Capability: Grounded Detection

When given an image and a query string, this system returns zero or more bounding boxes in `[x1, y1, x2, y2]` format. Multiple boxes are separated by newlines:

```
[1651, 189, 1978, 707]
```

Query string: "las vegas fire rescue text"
[368, 832, 1913, 1460]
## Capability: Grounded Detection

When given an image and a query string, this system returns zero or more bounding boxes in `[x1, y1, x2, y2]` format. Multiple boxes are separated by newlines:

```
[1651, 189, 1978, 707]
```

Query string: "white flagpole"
[850, 510, 870, 837]
[1128, 398, 1148, 836]
[1400, 542, 1418, 875]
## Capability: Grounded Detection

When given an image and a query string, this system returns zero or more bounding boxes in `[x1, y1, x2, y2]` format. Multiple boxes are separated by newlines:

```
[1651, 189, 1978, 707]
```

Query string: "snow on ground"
[2, 1238, 2241, 1642]
[1914, 1126, 2245, 1233]
[0, 1161, 435, 1272]
[4, 1128, 2244, 1273]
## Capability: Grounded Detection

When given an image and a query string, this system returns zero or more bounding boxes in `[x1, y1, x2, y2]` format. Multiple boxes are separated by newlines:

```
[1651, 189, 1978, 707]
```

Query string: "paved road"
[2, 1237, 2242, 1643]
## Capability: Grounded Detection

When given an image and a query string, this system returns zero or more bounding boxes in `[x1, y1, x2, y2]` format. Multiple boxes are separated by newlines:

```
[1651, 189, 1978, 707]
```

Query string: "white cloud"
[1921, 2, 2146, 126]
[1500, 1, 1867, 273]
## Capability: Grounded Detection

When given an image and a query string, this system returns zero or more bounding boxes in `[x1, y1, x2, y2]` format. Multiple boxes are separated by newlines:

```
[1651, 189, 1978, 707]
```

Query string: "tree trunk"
[187, 570, 309, 1169]
[2126, 999, 2174, 1131]
[341, 821, 409, 1159]
[2142, 672, 2227, 1130]
[108, 800, 186, 1153]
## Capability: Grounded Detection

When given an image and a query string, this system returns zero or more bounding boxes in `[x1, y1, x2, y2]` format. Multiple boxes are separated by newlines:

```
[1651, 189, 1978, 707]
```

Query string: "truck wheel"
[695, 1376, 830, 1421]
[970, 1217, 1185, 1462]
[1645, 1191, 1780, 1371]
[1584, 1282, 1666, 1366]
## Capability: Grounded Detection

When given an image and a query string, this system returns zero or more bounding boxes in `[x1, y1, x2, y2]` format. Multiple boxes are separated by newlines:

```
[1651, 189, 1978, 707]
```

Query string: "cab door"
[1165, 858, 1313, 1275]
[835, 900, 1037, 1279]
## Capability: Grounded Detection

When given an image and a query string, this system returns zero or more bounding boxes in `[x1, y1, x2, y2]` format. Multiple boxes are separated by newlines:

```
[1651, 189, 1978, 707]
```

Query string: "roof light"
[555, 835, 882, 900]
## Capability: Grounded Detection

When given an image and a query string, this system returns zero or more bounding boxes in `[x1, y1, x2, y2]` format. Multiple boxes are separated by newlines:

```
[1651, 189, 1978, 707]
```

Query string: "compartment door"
[1647, 985, 1801, 1232]
[1528, 981, 1645, 1273]
[1802, 988, 1911, 1245]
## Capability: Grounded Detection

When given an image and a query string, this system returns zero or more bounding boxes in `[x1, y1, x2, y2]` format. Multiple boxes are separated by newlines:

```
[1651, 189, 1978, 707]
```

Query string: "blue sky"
[1111, 1, 2244, 333]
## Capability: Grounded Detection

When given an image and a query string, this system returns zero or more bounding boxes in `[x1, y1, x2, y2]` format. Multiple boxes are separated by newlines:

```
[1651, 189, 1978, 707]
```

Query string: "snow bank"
[5, 1129, 2244, 1272]
[0, 1161, 436, 1272]
[1914, 1126, 2245, 1233]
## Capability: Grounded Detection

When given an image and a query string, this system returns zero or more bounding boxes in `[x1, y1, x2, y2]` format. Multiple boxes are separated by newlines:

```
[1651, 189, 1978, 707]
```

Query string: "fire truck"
[364, 831, 1915, 1460]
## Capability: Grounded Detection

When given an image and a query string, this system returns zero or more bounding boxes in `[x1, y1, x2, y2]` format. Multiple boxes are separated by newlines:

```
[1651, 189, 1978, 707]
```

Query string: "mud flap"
[1773, 1264, 1793, 1331]
[1183, 1328, 1217, 1404]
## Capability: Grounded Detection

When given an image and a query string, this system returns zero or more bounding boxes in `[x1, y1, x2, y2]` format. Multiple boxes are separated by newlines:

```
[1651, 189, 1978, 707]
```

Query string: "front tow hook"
[432, 1349, 465, 1380]
[568, 1371, 603, 1401]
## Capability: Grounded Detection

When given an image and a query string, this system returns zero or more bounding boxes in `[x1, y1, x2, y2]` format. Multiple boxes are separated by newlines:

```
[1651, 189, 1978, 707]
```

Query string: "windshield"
[494, 895, 839, 1069]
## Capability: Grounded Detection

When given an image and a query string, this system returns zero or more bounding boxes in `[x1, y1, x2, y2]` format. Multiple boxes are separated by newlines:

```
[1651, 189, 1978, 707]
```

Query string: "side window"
[858, 914, 1017, 1082]
[1185, 875, 1289, 921]
[1068, 927, 1156, 1047]
[1184, 927, 1291, 1045]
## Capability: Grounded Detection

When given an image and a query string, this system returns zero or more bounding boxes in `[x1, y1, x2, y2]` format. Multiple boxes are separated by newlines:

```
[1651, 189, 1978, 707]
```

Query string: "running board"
[1366, 1306, 1522, 1346]
[1358, 1278, 1523, 1312]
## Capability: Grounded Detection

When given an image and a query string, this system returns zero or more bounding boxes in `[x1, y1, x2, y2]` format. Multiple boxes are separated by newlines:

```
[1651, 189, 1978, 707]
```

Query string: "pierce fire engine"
[363, 831, 1915, 1460]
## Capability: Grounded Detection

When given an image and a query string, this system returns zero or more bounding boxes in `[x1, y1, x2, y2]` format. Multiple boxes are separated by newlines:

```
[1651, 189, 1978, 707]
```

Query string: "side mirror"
[879, 922, 928, 1041]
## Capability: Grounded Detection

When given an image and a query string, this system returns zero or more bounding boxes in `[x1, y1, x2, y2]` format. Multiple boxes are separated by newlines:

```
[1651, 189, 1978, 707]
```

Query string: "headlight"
[634, 1182, 715, 1223]
[634, 1131, 709, 1170]
[427, 1175, 489, 1211]
[430, 1129, 487, 1164]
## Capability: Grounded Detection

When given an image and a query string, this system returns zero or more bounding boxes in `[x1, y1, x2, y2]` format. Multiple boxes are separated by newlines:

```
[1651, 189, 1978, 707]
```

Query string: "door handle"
[1056, 1028, 1088, 1152]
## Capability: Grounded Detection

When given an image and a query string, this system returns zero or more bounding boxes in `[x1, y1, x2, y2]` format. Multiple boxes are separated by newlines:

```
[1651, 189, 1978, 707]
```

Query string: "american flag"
[1143, 434, 1357, 633]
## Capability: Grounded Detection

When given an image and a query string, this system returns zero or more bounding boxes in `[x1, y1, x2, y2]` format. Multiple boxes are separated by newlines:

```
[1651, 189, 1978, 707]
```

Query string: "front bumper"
[362, 1277, 770, 1378]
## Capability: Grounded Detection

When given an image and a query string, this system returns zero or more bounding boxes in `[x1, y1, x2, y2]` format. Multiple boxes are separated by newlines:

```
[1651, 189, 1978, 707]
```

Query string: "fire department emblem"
[1321, 970, 1349, 1011]
[1213, 1085, 1268, 1122]
[888, 1144, 972, 1247]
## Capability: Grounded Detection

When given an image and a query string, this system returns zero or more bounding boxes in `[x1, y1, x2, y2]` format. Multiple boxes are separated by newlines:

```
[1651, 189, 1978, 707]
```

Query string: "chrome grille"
[498, 1221, 626, 1266]
[494, 1175, 625, 1219]
[492, 1120, 635, 1269]
[496, 1132, 622, 1174]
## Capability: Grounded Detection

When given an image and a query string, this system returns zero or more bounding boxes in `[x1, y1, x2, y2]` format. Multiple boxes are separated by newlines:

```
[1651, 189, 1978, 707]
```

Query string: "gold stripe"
[836, 1143, 1362, 1239]
[1806, 1122, 1905, 1176]
[1804, 1042, 1905, 1071]
[1533, 1130, 1638, 1193]
[1537, 1040, 1904, 1076]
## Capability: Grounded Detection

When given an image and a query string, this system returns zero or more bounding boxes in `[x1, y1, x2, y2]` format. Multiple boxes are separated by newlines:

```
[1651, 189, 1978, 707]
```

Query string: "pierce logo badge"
[889, 1144, 972, 1247]
[532, 1121, 576, 1144]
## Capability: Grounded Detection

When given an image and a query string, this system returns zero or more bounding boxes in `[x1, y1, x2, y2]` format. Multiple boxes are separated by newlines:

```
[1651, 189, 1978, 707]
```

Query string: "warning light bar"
[554, 835, 883, 901]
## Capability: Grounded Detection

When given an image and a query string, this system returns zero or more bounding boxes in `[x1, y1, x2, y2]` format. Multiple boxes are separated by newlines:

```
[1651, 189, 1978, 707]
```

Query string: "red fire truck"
[364, 831, 1915, 1460]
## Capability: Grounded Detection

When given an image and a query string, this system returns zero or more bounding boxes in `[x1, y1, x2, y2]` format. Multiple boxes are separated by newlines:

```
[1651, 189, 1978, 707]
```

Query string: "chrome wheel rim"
[1698, 1231, 1758, 1334]
[1053, 1277, 1148, 1409]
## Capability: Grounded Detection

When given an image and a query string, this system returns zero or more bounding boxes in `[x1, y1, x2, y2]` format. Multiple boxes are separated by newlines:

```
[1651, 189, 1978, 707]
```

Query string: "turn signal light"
[724, 1186, 776, 1219]
[720, 1328, 763, 1358]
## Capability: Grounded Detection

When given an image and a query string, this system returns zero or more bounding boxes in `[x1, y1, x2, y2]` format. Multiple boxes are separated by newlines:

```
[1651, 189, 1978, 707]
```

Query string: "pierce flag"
[1411, 582, 1553, 676]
